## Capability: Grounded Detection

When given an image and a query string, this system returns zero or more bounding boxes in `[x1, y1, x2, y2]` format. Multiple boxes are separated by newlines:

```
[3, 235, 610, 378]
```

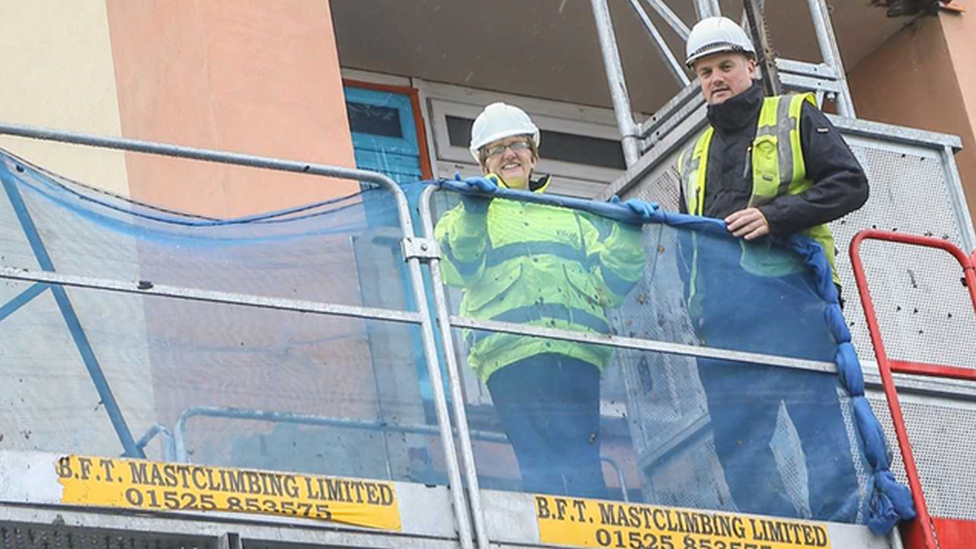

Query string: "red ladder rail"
[850, 230, 976, 549]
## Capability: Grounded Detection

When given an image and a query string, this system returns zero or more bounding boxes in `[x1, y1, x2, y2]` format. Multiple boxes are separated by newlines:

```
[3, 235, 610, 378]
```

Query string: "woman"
[435, 102, 648, 498]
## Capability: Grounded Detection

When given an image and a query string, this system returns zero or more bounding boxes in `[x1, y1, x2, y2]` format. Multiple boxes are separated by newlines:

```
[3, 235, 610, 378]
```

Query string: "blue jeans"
[486, 354, 607, 499]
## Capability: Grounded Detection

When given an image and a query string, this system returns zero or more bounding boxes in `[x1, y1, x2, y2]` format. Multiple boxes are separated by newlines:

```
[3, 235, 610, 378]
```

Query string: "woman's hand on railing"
[610, 195, 660, 221]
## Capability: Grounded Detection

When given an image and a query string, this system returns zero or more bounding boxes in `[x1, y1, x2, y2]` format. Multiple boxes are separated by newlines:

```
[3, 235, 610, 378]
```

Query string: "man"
[435, 102, 652, 498]
[677, 17, 869, 520]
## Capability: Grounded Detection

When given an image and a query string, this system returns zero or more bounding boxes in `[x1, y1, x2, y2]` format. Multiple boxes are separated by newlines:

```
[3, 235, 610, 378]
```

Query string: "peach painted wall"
[105, 0, 358, 218]
[847, 9, 976, 225]
[101, 0, 383, 465]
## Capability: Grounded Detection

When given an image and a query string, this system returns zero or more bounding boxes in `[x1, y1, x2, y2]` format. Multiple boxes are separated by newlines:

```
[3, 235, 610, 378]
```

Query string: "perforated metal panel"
[832, 138, 976, 372]
[853, 241, 976, 370]
[837, 137, 976, 521]
[615, 224, 702, 433]
[645, 432, 731, 512]
[868, 392, 976, 521]
[621, 149, 683, 212]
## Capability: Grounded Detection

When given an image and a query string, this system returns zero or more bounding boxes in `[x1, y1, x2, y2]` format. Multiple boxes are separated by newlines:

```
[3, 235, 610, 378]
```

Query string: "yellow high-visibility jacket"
[435, 178, 646, 382]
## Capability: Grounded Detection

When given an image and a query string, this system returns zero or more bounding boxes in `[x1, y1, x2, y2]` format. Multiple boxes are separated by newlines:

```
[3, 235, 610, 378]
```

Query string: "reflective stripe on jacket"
[435, 179, 646, 382]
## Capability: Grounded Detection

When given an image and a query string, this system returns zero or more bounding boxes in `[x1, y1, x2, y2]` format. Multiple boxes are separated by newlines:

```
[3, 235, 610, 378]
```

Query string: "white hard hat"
[685, 16, 756, 68]
[468, 102, 540, 163]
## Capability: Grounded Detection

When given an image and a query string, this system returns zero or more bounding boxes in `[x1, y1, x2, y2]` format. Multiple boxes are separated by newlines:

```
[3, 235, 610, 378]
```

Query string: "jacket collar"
[706, 83, 764, 134]
[493, 173, 551, 193]
[530, 174, 551, 193]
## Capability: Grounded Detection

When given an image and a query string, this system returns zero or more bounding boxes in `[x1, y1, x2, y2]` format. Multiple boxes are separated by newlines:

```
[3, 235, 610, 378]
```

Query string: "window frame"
[429, 98, 625, 185]
[343, 78, 434, 180]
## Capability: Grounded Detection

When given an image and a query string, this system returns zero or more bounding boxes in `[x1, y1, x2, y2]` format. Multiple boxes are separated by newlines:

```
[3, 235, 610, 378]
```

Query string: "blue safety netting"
[0, 145, 912, 532]
[432, 181, 914, 532]
[0, 149, 444, 486]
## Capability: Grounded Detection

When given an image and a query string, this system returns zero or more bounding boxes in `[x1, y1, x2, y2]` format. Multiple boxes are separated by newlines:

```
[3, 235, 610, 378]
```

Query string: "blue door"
[343, 85, 425, 185]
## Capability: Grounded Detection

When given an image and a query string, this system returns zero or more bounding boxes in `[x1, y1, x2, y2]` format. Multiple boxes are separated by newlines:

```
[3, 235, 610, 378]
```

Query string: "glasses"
[484, 140, 532, 158]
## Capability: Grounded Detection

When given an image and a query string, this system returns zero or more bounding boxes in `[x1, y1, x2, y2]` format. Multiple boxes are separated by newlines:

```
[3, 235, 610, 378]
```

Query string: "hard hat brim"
[468, 130, 541, 163]
[686, 44, 756, 68]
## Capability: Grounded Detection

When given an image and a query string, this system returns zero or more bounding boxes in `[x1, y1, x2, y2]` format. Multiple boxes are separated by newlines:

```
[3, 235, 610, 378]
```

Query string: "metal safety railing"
[0, 122, 479, 549]
[415, 182, 866, 548]
[416, 178, 841, 549]
[416, 185, 837, 372]
[850, 229, 976, 549]
[0, 122, 912, 549]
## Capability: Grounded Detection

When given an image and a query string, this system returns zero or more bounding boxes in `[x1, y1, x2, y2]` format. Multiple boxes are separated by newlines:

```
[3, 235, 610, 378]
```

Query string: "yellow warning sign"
[56, 455, 401, 531]
[536, 495, 831, 549]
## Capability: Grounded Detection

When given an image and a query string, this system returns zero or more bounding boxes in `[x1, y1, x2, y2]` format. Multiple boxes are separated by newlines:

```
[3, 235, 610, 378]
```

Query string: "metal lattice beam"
[642, 0, 691, 40]
[626, 0, 691, 86]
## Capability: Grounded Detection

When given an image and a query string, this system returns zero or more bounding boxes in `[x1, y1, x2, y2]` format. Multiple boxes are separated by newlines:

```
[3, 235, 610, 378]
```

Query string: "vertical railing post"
[849, 234, 934, 548]
[400, 237, 477, 549]
[590, 0, 641, 167]
[419, 185, 491, 549]
[807, 0, 856, 117]
[848, 229, 976, 549]
[941, 144, 976, 253]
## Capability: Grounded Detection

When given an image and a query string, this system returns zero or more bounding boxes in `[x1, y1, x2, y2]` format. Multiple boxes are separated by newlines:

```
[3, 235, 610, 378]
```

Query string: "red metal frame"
[850, 229, 976, 549]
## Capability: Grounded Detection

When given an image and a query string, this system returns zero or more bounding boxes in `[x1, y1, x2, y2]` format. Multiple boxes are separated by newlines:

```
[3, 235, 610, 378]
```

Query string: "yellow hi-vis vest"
[677, 93, 840, 286]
